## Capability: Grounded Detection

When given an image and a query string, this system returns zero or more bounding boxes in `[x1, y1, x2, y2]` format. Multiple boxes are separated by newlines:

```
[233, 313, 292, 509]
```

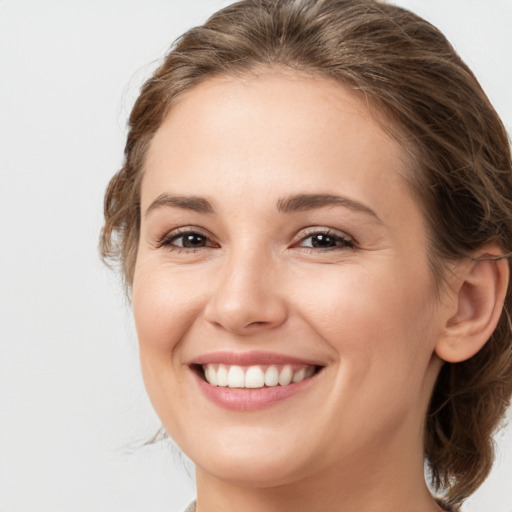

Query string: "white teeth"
[245, 366, 265, 388]
[202, 363, 316, 388]
[278, 365, 293, 386]
[292, 368, 305, 383]
[217, 364, 228, 387]
[264, 365, 279, 386]
[205, 365, 217, 386]
[227, 365, 245, 388]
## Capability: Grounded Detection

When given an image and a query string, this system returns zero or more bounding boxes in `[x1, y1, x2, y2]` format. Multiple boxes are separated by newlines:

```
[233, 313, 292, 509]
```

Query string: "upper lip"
[191, 351, 324, 367]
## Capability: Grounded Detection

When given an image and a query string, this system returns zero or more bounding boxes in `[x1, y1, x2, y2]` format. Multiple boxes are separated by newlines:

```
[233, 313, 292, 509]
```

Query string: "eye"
[296, 230, 356, 250]
[157, 229, 216, 251]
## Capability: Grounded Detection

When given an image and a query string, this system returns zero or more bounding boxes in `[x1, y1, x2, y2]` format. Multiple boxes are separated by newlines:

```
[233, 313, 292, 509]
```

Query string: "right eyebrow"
[144, 193, 216, 216]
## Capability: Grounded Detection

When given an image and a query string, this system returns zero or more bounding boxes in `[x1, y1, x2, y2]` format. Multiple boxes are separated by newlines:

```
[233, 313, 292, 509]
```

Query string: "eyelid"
[294, 226, 355, 242]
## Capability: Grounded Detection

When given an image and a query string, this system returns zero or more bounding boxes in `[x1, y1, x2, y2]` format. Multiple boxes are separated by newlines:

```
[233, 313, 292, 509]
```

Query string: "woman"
[100, 1, 512, 511]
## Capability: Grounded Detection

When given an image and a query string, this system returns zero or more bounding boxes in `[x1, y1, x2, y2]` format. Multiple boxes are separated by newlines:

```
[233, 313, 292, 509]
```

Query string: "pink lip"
[189, 351, 323, 412]
[192, 371, 317, 411]
[191, 350, 321, 366]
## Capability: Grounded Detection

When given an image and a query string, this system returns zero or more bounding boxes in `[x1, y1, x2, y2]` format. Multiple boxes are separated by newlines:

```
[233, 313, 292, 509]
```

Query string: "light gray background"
[0, 1, 511, 511]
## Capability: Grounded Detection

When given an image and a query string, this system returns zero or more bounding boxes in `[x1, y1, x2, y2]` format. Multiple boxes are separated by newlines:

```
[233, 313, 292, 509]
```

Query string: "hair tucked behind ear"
[100, 0, 512, 505]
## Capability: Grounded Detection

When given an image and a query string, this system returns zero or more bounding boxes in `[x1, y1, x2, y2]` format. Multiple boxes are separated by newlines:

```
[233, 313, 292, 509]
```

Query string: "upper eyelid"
[161, 225, 210, 237]
[294, 226, 355, 242]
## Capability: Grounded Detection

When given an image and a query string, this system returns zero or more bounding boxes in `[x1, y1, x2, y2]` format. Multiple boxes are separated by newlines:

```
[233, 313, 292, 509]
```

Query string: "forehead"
[142, 70, 415, 225]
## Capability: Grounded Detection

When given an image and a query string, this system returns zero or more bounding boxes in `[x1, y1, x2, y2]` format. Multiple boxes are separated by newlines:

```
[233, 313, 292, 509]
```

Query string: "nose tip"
[203, 259, 287, 335]
[205, 300, 286, 335]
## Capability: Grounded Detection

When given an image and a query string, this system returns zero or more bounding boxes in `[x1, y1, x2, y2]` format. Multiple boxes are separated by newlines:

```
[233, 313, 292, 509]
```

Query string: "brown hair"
[100, 0, 512, 506]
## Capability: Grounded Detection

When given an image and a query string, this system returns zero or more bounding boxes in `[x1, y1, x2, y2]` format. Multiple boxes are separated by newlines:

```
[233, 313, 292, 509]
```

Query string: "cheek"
[317, 263, 437, 408]
[132, 265, 205, 435]
[132, 264, 204, 355]
[297, 259, 436, 365]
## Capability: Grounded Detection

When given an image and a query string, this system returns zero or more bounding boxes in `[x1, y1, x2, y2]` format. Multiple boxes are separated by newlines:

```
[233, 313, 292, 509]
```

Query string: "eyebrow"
[145, 192, 380, 221]
[277, 193, 381, 221]
[145, 193, 216, 216]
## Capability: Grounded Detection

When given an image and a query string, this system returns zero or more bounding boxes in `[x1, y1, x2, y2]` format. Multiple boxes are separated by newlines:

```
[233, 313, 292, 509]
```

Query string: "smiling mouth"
[194, 363, 321, 389]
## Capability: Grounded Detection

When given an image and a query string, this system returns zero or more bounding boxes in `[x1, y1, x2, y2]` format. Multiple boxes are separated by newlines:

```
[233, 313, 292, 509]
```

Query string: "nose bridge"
[204, 238, 287, 334]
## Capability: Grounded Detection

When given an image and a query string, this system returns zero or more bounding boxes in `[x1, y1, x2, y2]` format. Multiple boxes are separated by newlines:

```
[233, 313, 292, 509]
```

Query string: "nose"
[203, 247, 288, 335]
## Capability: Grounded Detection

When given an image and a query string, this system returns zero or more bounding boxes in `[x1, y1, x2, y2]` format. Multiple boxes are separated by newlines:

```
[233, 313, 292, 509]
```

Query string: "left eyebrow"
[276, 193, 381, 221]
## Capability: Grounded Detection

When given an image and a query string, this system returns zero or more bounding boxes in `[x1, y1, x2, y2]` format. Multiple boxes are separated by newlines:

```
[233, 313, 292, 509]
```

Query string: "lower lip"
[192, 369, 317, 411]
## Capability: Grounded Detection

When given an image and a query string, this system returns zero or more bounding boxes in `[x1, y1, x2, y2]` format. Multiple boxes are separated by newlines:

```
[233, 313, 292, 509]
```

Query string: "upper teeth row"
[203, 364, 315, 389]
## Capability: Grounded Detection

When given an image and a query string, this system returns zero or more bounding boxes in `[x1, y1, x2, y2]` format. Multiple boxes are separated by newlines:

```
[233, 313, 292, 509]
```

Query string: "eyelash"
[156, 227, 215, 253]
[294, 228, 356, 251]
[156, 227, 356, 253]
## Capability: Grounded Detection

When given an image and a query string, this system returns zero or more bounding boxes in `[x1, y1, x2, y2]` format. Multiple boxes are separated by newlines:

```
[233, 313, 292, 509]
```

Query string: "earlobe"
[435, 250, 509, 363]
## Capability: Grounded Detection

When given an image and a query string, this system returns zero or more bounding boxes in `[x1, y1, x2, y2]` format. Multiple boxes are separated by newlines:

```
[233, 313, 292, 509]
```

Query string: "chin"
[179, 427, 316, 488]
[197, 453, 309, 489]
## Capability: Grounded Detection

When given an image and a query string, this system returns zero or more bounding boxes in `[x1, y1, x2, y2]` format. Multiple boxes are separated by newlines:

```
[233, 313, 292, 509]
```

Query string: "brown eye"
[299, 231, 355, 250]
[177, 233, 208, 248]
[308, 233, 338, 248]
[158, 230, 214, 251]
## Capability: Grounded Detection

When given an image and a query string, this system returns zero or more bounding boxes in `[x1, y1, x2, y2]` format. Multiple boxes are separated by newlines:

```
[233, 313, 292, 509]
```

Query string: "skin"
[133, 70, 457, 512]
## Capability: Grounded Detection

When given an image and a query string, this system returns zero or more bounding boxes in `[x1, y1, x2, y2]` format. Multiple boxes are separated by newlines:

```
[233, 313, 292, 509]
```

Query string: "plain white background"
[0, 1, 511, 511]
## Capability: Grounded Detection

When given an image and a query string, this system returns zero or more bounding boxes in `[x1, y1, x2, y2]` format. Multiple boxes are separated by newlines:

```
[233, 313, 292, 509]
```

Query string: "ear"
[435, 248, 509, 363]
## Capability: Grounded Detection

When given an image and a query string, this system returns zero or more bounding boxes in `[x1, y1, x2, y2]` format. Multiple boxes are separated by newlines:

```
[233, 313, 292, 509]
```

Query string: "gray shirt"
[183, 501, 196, 512]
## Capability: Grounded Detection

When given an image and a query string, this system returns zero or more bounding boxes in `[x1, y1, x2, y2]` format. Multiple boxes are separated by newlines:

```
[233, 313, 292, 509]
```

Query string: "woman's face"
[133, 70, 446, 487]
